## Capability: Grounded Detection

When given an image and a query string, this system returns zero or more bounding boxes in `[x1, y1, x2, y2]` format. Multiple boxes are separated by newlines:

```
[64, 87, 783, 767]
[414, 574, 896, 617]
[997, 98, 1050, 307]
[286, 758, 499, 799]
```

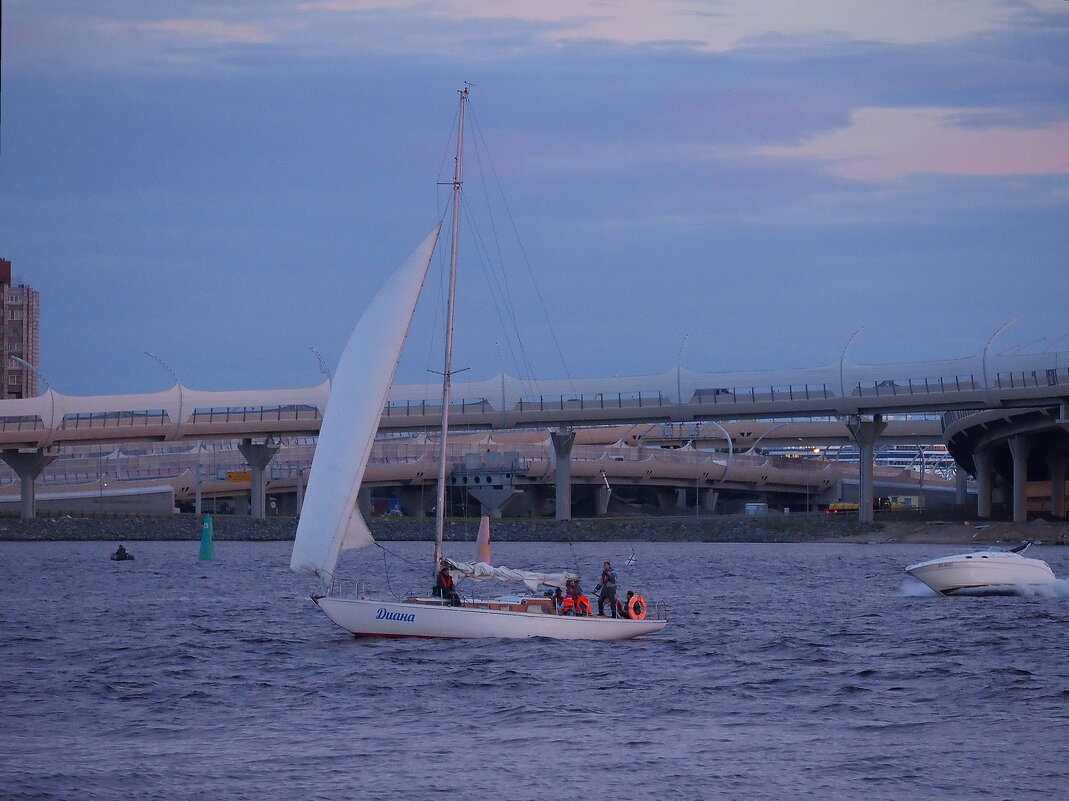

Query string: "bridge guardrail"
[2, 365, 1067, 447]
[61, 410, 169, 429]
[190, 405, 322, 424]
[0, 415, 43, 432]
[994, 368, 1064, 389]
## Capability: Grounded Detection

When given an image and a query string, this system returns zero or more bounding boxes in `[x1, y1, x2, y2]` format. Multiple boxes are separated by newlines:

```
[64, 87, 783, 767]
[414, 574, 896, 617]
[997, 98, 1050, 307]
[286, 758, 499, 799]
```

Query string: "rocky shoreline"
[1, 514, 1066, 546]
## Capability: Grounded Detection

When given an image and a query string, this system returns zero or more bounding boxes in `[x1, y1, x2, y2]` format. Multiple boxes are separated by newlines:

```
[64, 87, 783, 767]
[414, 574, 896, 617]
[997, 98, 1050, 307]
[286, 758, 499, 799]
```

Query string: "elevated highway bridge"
[2, 350, 1066, 522]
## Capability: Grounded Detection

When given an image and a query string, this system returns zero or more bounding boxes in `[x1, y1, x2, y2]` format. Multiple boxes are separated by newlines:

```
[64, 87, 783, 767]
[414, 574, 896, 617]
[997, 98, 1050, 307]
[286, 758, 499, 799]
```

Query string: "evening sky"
[2, 1, 1067, 395]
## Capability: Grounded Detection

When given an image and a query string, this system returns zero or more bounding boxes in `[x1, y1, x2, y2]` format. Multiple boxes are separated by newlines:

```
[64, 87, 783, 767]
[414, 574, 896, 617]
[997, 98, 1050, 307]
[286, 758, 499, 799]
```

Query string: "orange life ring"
[628, 594, 647, 620]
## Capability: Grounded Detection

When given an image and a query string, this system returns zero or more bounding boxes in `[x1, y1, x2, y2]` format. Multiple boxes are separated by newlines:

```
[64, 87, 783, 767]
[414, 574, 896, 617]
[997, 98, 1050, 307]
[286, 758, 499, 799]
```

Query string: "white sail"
[290, 225, 441, 583]
[444, 559, 578, 592]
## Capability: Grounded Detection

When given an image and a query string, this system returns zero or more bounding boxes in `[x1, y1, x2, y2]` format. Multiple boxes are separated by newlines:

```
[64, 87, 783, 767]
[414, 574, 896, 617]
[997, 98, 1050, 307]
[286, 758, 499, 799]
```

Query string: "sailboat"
[290, 88, 667, 640]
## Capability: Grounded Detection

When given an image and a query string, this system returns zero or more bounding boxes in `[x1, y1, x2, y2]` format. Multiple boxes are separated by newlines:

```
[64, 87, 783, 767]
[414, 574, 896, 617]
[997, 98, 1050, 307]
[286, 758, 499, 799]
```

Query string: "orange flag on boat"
[475, 514, 491, 564]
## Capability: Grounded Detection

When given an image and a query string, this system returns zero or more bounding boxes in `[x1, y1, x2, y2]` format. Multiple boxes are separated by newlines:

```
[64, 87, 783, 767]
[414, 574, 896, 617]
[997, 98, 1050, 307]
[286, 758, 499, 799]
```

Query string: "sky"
[2, 0, 1068, 396]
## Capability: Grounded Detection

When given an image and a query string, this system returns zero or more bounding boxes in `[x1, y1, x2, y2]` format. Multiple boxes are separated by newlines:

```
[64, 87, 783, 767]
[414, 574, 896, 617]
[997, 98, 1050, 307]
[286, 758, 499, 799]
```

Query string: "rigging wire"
[458, 194, 537, 400]
[428, 94, 579, 406]
[460, 128, 541, 397]
[468, 103, 577, 397]
[375, 541, 425, 601]
[566, 538, 584, 583]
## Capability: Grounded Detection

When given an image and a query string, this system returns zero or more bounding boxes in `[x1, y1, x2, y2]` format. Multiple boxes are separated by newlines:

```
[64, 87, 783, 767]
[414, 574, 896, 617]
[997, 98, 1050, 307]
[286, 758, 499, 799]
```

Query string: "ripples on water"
[1, 538, 1066, 800]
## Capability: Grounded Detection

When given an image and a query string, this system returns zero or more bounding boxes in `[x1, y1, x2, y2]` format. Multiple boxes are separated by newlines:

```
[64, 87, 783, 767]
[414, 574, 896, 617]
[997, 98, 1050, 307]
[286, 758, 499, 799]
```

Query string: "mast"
[433, 86, 468, 574]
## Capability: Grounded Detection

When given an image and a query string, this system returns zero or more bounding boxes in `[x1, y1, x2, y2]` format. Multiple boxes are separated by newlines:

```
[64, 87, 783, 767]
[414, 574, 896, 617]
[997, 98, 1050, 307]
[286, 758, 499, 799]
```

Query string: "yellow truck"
[825, 502, 860, 514]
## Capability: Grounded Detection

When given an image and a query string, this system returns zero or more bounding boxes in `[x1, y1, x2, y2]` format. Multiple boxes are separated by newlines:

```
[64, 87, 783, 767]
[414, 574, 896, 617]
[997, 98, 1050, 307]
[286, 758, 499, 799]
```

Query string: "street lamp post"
[699, 420, 734, 485]
[981, 318, 1019, 389]
[795, 437, 811, 514]
[746, 422, 788, 455]
[309, 346, 334, 387]
[839, 326, 866, 399]
[677, 333, 689, 405]
[145, 352, 183, 440]
[12, 357, 55, 436]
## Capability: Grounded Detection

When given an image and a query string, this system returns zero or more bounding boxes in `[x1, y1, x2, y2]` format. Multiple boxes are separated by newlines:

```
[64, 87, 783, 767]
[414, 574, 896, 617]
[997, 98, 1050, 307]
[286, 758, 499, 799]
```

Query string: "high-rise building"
[0, 258, 41, 399]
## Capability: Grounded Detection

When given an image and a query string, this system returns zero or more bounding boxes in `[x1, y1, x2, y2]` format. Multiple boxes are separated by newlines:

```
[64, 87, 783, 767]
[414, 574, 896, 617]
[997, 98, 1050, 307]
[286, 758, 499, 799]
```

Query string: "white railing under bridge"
[1, 350, 1067, 450]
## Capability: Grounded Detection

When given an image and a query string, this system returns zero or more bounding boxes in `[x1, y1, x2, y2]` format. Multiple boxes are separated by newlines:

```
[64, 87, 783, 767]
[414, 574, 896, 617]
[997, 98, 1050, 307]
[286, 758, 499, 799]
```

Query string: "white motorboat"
[290, 88, 667, 640]
[905, 544, 1057, 595]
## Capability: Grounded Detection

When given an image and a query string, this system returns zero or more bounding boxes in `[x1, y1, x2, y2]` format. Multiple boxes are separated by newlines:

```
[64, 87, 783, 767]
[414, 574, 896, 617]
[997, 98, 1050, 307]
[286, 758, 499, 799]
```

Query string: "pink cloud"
[295, 0, 1026, 50]
[759, 108, 1069, 181]
[134, 19, 274, 45]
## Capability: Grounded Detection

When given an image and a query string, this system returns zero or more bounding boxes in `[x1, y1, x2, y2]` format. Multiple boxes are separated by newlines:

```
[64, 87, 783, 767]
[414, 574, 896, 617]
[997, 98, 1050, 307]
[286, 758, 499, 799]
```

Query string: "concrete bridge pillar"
[955, 466, 969, 511]
[846, 414, 887, 524]
[357, 487, 371, 518]
[395, 487, 431, 518]
[1, 448, 58, 520]
[238, 438, 280, 520]
[551, 429, 575, 521]
[699, 488, 719, 513]
[676, 488, 689, 509]
[1047, 453, 1067, 520]
[973, 448, 995, 519]
[1008, 435, 1031, 523]
[515, 485, 548, 517]
[654, 488, 678, 511]
[591, 485, 610, 517]
[273, 490, 300, 517]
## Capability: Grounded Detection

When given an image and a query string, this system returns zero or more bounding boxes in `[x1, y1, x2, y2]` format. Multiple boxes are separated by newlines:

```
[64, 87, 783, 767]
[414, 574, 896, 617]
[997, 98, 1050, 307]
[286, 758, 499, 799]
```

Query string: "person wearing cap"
[433, 562, 461, 606]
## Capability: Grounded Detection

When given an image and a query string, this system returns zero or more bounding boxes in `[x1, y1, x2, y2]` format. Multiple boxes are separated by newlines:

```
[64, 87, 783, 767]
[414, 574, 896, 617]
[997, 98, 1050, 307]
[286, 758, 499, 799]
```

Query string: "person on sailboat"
[620, 591, 636, 619]
[563, 580, 592, 616]
[575, 592, 592, 616]
[596, 561, 618, 618]
[433, 563, 461, 606]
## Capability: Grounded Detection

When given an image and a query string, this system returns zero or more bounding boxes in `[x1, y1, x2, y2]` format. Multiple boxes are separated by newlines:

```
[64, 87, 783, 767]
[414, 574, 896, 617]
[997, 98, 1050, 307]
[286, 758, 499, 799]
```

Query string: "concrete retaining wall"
[0, 513, 877, 543]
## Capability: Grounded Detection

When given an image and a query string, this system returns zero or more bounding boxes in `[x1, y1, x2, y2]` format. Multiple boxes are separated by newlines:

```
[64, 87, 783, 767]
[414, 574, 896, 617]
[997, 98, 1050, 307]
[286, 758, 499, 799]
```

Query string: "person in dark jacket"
[597, 561, 618, 617]
[433, 563, 461, 606]
[620, 590, 636, 618]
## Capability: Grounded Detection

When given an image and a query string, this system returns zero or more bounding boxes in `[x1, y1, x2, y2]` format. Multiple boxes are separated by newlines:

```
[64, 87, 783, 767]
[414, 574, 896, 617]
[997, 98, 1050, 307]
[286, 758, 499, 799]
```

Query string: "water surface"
[2, 539, 1066, 800]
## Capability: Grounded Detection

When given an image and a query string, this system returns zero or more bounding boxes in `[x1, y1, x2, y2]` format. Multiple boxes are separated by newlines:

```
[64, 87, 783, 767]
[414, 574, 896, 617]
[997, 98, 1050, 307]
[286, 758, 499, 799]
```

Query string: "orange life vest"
[575, 595, 592, 616]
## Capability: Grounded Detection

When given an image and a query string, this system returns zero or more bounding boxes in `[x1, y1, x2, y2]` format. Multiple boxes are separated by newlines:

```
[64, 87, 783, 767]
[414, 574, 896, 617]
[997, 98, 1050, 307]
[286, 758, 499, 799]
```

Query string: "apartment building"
[0, 258, 41, 399]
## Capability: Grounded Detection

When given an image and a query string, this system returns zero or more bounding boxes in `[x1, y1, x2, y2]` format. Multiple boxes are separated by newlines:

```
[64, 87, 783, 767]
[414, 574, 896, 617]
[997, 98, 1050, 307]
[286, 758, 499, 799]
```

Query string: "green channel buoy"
[199, 514, 215, 561]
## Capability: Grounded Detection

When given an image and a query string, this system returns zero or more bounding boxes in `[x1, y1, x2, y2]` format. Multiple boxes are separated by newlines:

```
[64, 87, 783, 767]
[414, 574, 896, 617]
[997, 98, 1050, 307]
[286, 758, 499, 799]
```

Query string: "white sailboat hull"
[314, 596, 668, 640]
[905, 550, 1056, 594]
